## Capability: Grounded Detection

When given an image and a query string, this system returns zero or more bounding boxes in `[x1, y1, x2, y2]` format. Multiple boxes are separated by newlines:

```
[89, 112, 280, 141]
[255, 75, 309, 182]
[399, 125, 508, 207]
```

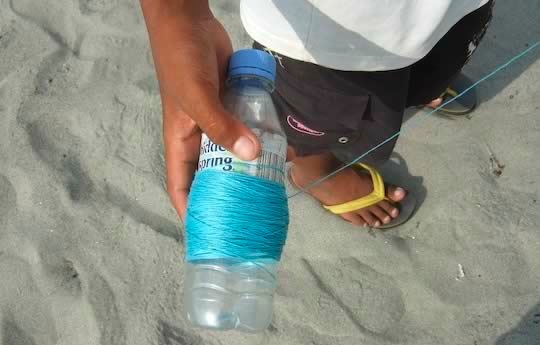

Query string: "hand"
[141, 0, 260, 219]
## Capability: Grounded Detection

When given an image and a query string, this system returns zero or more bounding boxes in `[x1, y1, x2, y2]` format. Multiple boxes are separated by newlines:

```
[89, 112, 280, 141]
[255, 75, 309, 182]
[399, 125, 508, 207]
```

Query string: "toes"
[342, 213, 367, 227]
[379, 200, 399, 218]
[369, 206, 392, 225]
[358, 210, 379, 228]
[386, 185, 407, 202]
[427, 97, 443, 108]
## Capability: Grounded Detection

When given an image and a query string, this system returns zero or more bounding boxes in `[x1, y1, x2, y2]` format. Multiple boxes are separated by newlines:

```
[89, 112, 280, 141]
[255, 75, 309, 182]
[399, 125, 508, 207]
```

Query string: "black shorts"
[253, 0, 494, 166]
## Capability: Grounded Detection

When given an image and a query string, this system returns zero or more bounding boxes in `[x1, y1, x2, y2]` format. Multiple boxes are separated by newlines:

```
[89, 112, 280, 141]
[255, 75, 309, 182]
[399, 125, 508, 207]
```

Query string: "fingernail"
[233, 136, 256, 160]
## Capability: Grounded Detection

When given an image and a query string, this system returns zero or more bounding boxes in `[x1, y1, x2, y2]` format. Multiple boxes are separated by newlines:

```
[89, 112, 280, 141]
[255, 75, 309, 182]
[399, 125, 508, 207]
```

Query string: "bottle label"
[198, 129, 286, 183]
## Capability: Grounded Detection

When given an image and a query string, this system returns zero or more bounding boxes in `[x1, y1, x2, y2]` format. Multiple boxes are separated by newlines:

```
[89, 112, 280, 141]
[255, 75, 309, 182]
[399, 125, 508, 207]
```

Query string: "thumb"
[187, 82, 260, 161]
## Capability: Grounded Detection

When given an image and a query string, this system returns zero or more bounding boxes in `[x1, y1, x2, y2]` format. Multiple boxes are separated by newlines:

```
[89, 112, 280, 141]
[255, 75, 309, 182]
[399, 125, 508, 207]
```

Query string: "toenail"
[384, 216, 391, 224]
[391, 209, 399, 217]
[395, 187, 405, 195]
[374, 221, 381, 227]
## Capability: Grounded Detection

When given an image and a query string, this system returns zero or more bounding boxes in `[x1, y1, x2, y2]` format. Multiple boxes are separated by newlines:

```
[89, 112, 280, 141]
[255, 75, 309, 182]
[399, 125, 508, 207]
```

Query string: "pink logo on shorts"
[287, 115, 325, 136]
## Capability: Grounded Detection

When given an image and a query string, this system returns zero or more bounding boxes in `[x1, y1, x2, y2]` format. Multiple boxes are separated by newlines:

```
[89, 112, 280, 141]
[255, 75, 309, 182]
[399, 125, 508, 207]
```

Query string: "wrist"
[140, 0, 213, 26]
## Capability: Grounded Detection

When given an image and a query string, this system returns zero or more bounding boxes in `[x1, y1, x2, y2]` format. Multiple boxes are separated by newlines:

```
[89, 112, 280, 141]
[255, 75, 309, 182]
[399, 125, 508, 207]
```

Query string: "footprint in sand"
[157, 320, 210, 345]
[2, 316, 39, 345]
[410, 186, 537, 305]
[37, 256, 83, 299]
[23, 115, 95, 203]
[10, 0, 77, 48]
[114, 88, 163, 176]
[104, 183, 180, 241]
[0, 175, 16, 227]
[102, 3, 145, 30]
[79, 33, 150, 83]
[276, 258, 405, 338]
[34, 50, 93, 96]
[0, 21, 56, 81]
[36, 242, 125, 345]
[0, 237, 124, 345]
[79, 0, 119, 14]
[302, 258, 406, 336]
[0, 24, 16, 52]
[0, 254, 58, 345]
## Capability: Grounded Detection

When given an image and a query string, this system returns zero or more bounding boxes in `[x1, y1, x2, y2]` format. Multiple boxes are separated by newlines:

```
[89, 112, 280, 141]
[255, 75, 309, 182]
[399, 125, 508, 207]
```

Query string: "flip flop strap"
[323, 163, 388, 215]
[441, 87, 458, 98]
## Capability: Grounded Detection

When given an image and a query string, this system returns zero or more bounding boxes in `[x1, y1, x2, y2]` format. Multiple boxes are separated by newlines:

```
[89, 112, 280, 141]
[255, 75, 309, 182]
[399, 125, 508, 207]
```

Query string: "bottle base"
[183, 261, 277, 333]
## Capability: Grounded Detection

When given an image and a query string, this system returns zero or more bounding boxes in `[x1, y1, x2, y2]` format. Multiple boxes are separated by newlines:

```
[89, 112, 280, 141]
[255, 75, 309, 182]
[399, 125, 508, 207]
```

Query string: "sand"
[0, 0, 539, 344]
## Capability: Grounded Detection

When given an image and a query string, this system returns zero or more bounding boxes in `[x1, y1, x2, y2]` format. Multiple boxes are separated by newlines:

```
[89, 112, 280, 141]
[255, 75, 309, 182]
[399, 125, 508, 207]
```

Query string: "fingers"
[185, 80, 261, 161]
[163, 102, 202, 220]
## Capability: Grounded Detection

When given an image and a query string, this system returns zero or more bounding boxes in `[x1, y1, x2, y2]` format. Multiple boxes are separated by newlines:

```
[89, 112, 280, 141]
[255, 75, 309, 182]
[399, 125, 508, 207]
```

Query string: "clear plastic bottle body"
[184, 75, 287, 332]
[197, 76, 287, 184]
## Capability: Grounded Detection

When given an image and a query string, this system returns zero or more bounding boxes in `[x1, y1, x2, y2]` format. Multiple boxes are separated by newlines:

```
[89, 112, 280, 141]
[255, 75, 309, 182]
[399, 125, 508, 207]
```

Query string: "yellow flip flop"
[418, 74, 477, 116]
[289, 163, 416, 229]
[435, 86, 477, 115]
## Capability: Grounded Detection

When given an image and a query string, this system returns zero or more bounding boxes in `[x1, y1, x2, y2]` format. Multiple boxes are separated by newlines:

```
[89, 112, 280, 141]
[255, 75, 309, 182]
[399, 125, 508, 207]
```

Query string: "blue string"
[287, 41, 540, 199]
[185, 169, 289, 262]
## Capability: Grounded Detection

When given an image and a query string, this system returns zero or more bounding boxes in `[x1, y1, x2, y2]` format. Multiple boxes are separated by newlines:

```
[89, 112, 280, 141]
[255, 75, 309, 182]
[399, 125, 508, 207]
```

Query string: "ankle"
[291, 153, 338, 187]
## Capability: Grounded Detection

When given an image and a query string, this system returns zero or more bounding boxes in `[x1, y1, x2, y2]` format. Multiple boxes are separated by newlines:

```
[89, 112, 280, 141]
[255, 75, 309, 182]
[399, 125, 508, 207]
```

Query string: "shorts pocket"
[273, 72, 370, 154]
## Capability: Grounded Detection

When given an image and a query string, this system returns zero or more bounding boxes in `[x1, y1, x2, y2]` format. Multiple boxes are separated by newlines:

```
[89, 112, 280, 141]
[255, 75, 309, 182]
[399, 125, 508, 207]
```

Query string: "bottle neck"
[226, 75, 275, 93]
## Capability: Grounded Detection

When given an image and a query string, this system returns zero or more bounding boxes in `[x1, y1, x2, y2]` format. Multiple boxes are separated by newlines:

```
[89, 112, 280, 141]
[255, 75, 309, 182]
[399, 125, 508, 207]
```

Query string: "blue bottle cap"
[228, 49, 276, 83]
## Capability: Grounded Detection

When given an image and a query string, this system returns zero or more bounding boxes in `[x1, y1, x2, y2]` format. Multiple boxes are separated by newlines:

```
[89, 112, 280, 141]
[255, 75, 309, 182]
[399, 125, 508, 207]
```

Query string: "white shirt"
[240, 0, 490, 71]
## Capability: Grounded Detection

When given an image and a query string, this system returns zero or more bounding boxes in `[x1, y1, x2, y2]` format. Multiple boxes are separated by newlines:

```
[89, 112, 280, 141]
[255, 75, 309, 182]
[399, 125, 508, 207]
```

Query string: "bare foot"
[290, 153, 407, 228]
[427, 97, 443, 108]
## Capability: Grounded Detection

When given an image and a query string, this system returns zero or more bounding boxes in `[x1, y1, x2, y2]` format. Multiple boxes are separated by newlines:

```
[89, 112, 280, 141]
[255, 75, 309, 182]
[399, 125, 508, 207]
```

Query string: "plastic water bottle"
[184, 49, 287, 332]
